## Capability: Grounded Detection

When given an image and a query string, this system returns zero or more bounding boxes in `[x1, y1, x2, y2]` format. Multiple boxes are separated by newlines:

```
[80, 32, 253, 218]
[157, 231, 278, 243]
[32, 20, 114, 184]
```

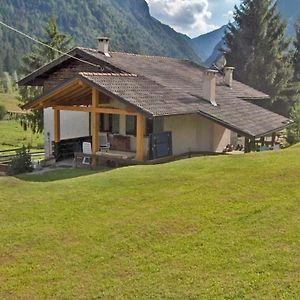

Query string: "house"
[20, 37, 292, 164]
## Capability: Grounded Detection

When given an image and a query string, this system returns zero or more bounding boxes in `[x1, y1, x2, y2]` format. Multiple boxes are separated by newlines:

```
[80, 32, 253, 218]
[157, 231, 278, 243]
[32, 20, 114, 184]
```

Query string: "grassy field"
[0, 92, 43, 151]
[0, 119, 43, 150]
[1, 146, 300, 299]
[0, 92, 21, 112]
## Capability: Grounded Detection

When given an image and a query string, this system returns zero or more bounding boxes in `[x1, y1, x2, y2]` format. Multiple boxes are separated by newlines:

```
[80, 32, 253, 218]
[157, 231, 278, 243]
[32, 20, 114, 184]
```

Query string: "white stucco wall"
[213, 123, 232, 153]
[44, 108, 90, 157]
[163, 114, 231, 156]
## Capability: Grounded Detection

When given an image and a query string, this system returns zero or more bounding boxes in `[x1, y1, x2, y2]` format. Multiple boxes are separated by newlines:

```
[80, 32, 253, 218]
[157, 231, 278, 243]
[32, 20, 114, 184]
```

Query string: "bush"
[286, 103, 300, 145]
[8, 146, 33, 175]
[0, 104, 6, 120]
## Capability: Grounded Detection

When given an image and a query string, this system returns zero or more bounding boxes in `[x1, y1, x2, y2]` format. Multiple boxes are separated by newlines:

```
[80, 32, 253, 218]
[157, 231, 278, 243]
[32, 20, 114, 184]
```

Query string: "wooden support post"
[260, 136, 265, 146]
[91, 88, 100, 166]
[251, 138, 256, 152]
[271, 132, 276, 146]
[54, 108, 60, 143]
[119, 115, 126, 135]
[136, 114, 145, 161]
[244, 138, 249, 153]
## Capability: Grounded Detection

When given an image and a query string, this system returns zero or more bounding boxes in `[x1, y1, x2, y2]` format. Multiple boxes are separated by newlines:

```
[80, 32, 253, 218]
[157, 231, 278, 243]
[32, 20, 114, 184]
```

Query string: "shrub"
[8, 146, 33, 175]
[286, 103, 300, 145]
[0, 104, 6, 120]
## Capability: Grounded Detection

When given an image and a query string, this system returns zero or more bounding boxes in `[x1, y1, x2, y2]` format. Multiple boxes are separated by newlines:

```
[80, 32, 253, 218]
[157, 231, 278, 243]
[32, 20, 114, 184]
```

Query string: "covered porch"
[32, 78, 148, 165]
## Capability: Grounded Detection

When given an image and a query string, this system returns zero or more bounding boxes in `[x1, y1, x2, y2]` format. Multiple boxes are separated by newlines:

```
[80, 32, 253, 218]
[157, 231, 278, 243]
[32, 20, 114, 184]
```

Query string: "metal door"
[149, 131, 172, 160]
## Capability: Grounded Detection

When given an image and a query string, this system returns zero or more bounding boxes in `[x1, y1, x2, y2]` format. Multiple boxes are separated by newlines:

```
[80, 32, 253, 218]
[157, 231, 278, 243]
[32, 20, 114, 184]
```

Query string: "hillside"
[277, 0, 300, 36]
[192, 0, 300, 66]
[191, 25, 227, 64]
[1, 146, 300, 298]
[0, 0, 200, 74]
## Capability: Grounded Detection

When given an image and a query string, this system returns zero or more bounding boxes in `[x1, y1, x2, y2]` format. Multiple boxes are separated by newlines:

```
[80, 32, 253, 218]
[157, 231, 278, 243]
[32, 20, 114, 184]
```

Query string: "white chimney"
[203, 69, 218, 107]
[224, 67, 235, 88]
[97, 37, 110, 57]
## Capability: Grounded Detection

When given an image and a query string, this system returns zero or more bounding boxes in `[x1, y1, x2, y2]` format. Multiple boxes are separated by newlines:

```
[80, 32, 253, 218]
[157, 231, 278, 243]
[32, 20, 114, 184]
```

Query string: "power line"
[0, 20, 103, 69]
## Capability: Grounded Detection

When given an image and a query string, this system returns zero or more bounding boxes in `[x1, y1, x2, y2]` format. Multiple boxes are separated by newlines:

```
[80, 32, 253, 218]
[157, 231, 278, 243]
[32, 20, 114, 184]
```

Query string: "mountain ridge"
[191, 0, 300, 67]
[0, 0, 201, 74]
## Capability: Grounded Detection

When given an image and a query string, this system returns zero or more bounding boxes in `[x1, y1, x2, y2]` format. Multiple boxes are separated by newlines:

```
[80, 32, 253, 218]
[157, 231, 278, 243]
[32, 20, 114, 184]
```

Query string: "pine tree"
[285, 19, 300, 144]
[19, 16, 72, 133]
[281, 19, 300, 117]
[225, 0, 293, 110]
[294, 19, 300, 80]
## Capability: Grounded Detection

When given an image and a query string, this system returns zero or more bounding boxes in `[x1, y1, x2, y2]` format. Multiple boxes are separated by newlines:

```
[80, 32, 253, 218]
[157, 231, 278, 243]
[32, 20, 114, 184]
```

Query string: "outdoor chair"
[99, 132, 110, 152]
[82, 142, 92, 165]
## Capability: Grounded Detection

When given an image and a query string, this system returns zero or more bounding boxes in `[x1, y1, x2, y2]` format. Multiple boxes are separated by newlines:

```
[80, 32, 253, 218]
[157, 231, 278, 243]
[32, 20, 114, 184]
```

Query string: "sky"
[145, 0, 240, 37]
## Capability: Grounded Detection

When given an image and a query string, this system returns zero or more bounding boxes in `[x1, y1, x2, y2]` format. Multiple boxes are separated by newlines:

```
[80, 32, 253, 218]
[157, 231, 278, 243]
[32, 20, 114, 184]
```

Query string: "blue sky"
[145, 0, 240, 37]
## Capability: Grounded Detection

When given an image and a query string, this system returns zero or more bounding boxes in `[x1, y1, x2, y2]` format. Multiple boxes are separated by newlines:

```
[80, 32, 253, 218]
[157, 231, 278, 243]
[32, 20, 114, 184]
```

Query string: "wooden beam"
[51, 86, 92, 103]
[53, 108, 60, 143]
[91, 88, 100, 161]
[136, 114, 145, 161]
[54, 105, 139, 116]
[250, 138, 256, 152]
[271, 132, 276, 146]
[45, 89, 92, 108]
[36, 80, 84, 108]
[244, 137, 250, 153]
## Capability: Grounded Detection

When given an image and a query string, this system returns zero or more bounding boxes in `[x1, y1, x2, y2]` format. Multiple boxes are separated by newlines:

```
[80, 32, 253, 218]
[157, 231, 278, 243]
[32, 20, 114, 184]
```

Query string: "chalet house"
[20, 38, 292, 164]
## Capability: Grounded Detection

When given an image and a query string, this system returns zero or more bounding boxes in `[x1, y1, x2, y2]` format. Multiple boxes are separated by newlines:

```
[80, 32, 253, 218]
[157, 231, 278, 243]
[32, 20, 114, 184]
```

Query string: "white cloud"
[146, 0, 217, 37]
[223, 10, 234, 21]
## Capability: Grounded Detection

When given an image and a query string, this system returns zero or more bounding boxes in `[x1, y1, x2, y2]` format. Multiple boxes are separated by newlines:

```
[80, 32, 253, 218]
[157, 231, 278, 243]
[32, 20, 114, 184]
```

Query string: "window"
[111, 115, 120, 134]
[100, 114, 120, 133]
[126, 115, 136, 135]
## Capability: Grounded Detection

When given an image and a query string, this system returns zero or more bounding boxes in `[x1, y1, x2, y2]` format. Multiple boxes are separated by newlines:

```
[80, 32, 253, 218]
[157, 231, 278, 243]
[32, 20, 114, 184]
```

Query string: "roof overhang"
[22, 75, 152, 117]
[18, 47, 125, 86]
[197, 110, 293, 138]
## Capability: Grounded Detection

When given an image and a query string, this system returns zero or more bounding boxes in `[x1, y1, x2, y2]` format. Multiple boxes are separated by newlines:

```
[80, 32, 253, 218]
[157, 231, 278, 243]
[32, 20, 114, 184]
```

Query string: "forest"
[0, 0, 200, 74]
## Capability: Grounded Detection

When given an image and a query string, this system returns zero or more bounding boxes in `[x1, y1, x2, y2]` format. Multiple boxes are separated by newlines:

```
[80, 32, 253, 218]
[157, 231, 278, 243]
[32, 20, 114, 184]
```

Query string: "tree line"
[225, 0, 300, 143]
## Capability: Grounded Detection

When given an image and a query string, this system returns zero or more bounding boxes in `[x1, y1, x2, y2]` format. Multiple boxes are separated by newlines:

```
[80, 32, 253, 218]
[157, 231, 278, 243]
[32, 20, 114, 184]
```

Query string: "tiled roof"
[79, 71, 290, 137]
[79, 48, 269, 100]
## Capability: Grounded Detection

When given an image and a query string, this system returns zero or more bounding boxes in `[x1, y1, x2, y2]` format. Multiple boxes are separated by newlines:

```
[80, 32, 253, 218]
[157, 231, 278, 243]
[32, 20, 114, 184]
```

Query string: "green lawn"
[0, 92, 21, 112]
[1, 146, 300, 299]
[0, 92, 43, 151]
[0, 119, 43, 151]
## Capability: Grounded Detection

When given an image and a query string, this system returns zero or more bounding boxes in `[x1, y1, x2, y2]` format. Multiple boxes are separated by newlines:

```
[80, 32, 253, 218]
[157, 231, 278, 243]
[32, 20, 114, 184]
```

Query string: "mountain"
[0, 0, 200, 74]
[277, 0, 300, 36]
[192, 0, 300, 67]
[190, 25, 227, 63]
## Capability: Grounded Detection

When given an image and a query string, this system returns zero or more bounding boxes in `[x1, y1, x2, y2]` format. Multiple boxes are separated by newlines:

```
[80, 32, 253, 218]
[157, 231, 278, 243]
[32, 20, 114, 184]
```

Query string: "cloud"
[223, 10, 234, 20]
[146, 0, 217, 37]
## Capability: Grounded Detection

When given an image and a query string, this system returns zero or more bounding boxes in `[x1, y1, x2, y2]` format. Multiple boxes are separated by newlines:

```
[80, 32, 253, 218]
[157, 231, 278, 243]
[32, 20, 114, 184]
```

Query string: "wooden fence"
[0, 147, 45, 164]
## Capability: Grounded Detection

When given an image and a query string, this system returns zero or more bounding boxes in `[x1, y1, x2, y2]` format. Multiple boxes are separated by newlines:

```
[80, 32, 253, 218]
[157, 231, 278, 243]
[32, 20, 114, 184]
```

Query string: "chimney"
[224, 67, 235, 88]
[203, 69, 218, 107]
[97, 37, 110, 57]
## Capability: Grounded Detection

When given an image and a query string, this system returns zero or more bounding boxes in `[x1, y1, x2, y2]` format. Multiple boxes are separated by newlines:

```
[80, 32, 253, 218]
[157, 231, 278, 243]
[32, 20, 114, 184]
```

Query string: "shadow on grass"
[16, 167, 111, 182]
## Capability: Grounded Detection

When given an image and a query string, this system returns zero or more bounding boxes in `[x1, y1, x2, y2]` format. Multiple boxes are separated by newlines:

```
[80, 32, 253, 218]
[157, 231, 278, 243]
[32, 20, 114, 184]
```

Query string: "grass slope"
[0, 92, 43, 151]
[0, 119, 43, 150]
[0, 93, 20, 112]
[1, 147, 300, 299]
